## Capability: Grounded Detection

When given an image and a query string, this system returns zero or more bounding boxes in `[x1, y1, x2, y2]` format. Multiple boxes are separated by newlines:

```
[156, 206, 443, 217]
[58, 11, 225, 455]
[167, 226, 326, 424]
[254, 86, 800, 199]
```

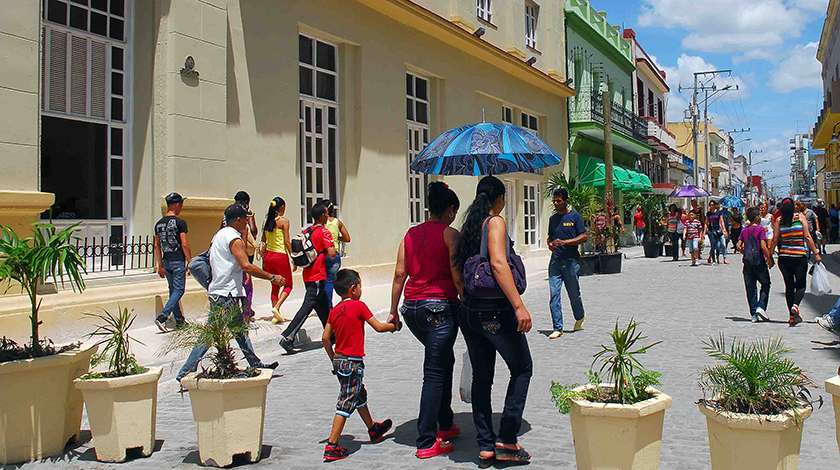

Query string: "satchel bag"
[464, 215, 527, 298]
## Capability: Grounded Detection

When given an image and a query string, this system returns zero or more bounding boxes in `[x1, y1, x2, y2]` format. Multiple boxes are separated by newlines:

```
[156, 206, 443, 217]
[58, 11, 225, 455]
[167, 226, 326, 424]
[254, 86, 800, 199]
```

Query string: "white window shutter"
[48, 29, 68, 113]
[70, 35, 88, 115]
[90, 41, 107, 118]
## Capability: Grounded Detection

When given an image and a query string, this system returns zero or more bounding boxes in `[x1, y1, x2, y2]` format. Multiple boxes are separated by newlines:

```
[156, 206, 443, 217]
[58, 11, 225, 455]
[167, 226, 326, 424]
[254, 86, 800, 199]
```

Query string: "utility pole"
[704, 88, 711, 198]
[748, 149, 762, 205]
[692, 74, 699, 187]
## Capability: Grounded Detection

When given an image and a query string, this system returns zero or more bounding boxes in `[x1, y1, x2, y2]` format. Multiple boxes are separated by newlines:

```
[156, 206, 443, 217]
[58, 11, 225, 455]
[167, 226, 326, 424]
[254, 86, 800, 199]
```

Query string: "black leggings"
[777, 256, 808, 312]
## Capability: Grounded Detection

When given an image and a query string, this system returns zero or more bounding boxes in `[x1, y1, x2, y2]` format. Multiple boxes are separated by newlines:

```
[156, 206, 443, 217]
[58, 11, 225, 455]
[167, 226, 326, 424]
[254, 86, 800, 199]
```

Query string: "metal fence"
[74, 235, 155, 275]
[590, 93, 648, 144]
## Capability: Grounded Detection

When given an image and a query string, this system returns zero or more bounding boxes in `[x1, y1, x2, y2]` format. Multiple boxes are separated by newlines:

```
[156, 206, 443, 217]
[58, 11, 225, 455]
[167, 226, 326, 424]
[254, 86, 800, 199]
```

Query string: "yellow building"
[813, 0, 840, 207]
[668, 121, 730, 196]
[0, 0, 573, 340]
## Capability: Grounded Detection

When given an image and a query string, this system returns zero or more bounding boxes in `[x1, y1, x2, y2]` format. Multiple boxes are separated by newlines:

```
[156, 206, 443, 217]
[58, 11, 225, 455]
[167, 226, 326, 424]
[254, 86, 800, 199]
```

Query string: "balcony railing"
[570, 92, 648, 144]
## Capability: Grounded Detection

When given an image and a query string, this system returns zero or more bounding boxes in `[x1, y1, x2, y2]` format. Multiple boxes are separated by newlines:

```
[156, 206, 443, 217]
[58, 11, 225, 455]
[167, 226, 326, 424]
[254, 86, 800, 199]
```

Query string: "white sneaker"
[573, 318, 585, 331]
[817, 314, 837, 332]
[754, 307, 769, 322]
[548, 331, 563, 339]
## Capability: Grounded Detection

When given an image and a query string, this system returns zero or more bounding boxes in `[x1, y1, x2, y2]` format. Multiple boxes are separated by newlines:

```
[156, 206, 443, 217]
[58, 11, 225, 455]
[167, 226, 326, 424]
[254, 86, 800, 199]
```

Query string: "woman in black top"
[456, 176, 532, 467]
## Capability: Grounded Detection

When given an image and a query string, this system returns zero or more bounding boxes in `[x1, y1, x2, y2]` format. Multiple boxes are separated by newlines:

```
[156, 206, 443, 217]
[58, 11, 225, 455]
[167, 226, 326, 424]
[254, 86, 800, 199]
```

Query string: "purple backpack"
[464, 215, 527, 298]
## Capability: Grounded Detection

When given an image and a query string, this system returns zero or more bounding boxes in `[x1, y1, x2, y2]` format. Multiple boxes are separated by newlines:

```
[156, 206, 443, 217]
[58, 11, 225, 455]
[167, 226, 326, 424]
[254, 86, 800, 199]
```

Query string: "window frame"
[477, 0, 493, 23]
[523, 182, 540, 247]
[501, 105, 513, 125]
[406, 72, 431, 225]
[525, 2, 538, 50]
[43, 0, 128, 42]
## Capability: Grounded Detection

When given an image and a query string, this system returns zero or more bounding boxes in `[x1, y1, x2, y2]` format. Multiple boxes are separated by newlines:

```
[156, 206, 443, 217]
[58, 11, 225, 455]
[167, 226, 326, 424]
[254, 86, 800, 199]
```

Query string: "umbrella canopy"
[409, 122, 562, 175]
[669, 185, 711, 198]
[719, 195, 745, 208]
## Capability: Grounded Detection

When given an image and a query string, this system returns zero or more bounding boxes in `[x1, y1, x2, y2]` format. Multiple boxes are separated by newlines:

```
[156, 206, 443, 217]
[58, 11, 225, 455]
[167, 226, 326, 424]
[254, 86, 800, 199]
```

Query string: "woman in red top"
[634, 206, 645, 245]
[389, 182, 462, 459]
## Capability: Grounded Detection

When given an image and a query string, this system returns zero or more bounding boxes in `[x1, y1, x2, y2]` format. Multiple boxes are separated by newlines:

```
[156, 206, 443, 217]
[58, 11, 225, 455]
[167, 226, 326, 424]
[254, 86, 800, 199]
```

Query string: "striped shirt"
[685, 220, 702, 240]
[668, 215, 679, 233]
[778, 218, 807, 257]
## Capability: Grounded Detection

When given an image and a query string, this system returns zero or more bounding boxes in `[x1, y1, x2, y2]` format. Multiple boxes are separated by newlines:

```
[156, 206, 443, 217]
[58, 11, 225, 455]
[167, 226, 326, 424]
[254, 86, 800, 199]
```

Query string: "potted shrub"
[597, 197, 623, 274]
[74, 307, 162, 462]
[638, 195, 667, 258]
[550, 320, 671, 469]
[162, 302, 272, 467]
[0, 222, 97, 465]
[697, 335, 818, 470]
[827, 370, 840, 456]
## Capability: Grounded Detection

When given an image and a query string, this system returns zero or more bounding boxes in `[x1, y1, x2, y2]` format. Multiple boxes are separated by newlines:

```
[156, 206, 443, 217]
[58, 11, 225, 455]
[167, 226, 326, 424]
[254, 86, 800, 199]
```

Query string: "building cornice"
[565, 0, 634, 73]
[353, 0, 575, 98]
[818, 0, 840, 63]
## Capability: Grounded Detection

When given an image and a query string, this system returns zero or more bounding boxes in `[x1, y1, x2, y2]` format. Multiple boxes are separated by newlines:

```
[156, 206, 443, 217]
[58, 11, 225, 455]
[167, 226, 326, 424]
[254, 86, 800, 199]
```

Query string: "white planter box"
[826, 376, 840, 457]
[0, 344, 97, 464]
[181, 368, 273, 467]
[74, 366, 163, 462]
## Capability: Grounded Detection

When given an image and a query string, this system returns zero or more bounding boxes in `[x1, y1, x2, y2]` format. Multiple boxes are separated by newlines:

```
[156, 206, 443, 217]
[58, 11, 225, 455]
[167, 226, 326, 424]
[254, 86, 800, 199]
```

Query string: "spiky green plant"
[0, 222, 86, 357]
[83, 306, 145, 378]
[545, 172, 578, 198]
[160, 302, 249, 379]
[698, 335, 815, 415]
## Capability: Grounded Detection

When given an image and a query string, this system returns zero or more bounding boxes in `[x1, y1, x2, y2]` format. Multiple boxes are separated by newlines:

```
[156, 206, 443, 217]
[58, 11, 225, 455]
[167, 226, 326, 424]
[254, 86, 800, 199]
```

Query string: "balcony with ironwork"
[642, 117, 677, 154]
[709, 150, 729, 172]
[569, 92, 650, 155]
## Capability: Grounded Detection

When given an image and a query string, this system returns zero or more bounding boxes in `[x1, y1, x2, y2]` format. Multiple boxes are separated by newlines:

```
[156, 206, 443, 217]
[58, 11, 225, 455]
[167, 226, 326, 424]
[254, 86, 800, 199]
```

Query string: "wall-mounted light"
[473, 27, 486, 38]
[180, 56, 199, 79]
[526, 56, 537, 66]
[565, 77, 573, 86]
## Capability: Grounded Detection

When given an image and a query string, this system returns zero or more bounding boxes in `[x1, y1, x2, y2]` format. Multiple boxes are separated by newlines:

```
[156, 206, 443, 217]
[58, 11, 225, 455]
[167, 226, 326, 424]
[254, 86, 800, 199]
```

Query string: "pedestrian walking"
[455, 176, 532, 467]
[728, 208, 743, 252]
[678, 208, 687, 257]
[154, 192, 191, 332]
[719, 204, 731, 255]
[768, 198, 777, 215]
[705, 201, 728, 265]
[769, 198, 821, 327]
[175, 204, 281, 381]
[798, 200, 820, 253]
[222, 191, 259, 318]
[759, 203, 774, 241]
[633, 206, 644, 245]
[683, 211, 703, 266]
[279, 203, 338, 353]
[388, 182, 462, 459]
[667, 204, 680, 261]
[830, 204, 839, 243]
[322, 200, 351, 308]
[547, 187, 587, 339]
[738, 207, 773, 322]
[814, 200, 830, 254]
[321, 269, 396, 461]
[260, 197, 294, 323]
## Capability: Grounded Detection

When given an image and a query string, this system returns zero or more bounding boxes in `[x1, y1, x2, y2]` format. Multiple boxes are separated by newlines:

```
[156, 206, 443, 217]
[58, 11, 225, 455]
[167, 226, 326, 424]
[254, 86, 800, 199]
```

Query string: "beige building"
[669, 121, 730, 196]
[0, 0, 573, 340]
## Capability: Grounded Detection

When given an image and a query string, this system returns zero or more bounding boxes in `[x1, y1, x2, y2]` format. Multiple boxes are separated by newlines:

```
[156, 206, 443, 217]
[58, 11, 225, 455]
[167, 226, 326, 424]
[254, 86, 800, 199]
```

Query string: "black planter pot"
[598, 253, 622, 274]
[578, 255, 598, 276]
[664, 244, 675, 257]
[643, 241, 663, 258]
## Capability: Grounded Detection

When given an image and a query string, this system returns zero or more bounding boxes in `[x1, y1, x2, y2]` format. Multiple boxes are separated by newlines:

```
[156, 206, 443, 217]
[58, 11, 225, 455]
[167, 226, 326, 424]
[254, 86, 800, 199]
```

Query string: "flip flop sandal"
[495, 445, 531, 462]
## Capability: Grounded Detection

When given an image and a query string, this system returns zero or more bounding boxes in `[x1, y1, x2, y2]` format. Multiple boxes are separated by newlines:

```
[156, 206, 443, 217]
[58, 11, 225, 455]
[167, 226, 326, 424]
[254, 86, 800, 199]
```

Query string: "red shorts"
[263, 251, 293, 300]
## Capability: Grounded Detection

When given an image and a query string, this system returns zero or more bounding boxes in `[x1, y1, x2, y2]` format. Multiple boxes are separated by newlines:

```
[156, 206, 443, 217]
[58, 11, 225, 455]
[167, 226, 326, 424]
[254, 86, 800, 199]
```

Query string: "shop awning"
[578, 156, 632, 190]
[621, 169, 654, 193]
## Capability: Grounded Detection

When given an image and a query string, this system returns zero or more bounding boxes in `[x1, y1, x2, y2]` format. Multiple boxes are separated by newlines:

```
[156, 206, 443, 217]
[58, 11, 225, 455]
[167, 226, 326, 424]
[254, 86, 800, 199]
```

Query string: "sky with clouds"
[597, 0, 828, 195]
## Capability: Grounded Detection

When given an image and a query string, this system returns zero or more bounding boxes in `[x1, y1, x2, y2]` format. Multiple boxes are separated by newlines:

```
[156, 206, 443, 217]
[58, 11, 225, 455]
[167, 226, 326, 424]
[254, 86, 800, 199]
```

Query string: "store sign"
[825, 180, 840, 191]
[824, 171, 840, 181]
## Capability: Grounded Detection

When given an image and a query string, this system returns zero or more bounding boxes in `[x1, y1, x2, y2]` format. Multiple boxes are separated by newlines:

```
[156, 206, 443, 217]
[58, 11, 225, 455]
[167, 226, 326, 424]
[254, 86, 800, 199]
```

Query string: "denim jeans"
[161, 259, 186, 321]
[827, 296, 840, 324]
[325, 254, 341, 308]
[743, 263, 771, 317]
[709, 232, 724, 263]
[282, 281, 329, 343]
[176, 295, 262, 380]
[459, 296, 533, 453]
[548, 256, 585, 332]
[635, 227, 644, 245]
[403, 299, 458, 450]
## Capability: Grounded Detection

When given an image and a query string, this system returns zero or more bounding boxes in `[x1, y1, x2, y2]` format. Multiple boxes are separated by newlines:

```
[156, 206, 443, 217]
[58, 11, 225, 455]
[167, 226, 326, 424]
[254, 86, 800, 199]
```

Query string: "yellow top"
[265, 218, 287, 254]
[325, 217, 340, 242]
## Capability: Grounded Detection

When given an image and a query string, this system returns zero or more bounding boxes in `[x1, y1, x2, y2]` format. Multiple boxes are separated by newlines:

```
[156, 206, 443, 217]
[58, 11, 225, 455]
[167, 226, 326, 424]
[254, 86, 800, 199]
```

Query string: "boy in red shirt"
[322, 269, 397, 461]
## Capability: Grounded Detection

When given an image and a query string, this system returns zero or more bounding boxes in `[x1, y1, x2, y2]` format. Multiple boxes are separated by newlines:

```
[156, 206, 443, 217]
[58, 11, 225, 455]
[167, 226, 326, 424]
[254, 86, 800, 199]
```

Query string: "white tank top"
[208, 227, 245, 297]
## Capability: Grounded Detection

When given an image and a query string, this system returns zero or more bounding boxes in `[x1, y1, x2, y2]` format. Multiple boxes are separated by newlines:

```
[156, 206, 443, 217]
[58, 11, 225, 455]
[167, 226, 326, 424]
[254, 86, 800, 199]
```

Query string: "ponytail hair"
[456, 176, 506, 272]
[779, 198, 795, 226]
[263, 197, 286, 232]
[321, 199, 337, 218]
[428, 182, 460, 217]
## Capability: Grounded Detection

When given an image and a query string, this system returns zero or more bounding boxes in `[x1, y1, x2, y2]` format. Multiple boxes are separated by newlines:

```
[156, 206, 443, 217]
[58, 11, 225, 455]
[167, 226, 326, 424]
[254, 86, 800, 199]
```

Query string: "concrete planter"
[181, 368, 273, 467]
[698, 402, 812, 470]
[826, 376, 840, 457]
[74, 366, 163, 462]
[569, 385, 672, 470]
[0, 344, 97, 465]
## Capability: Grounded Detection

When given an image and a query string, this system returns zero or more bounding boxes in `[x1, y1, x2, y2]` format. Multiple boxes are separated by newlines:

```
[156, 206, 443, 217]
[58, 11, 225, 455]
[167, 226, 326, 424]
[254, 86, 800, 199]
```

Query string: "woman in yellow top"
[322, 200, 351, 307]
[261, 197, 294, 323]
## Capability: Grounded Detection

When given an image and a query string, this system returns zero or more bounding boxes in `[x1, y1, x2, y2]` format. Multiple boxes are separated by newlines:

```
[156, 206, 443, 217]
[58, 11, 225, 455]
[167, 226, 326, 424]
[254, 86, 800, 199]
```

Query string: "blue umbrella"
[409, 122, 562, 175]
[719, 195, 745, 208]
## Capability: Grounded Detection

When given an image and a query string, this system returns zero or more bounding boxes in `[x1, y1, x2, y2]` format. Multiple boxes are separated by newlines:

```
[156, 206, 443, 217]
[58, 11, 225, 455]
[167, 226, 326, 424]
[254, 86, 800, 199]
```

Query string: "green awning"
[639, 173, 653, 192]
[578, 155, 631, 189]
[621, 169, 654, 193]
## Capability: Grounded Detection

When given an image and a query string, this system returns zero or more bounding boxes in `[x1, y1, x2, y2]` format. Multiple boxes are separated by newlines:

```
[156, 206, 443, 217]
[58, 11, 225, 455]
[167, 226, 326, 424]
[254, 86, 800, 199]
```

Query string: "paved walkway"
[9, 246, 840, 469]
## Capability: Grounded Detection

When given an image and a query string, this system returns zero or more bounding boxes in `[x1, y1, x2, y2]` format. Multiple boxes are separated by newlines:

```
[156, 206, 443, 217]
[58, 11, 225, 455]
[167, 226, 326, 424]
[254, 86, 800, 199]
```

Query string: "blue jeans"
[743, 263, 771, 316]
[176, 295, 262, 381]
[161, 259, 186, 321]
[459, 296, 532, 452]
[709, 232, 724, 263]
[325, 254, 341, 308]
[403, 299, 458, 450]
[635, 227, 644, 245]
[548, 256, 585, 332]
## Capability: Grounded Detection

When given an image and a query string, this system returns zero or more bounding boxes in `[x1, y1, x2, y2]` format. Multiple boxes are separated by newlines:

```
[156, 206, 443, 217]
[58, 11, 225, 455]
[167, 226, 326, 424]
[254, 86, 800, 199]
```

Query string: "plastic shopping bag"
[810, 262, 832, 296]
[459, 351, 472, 403]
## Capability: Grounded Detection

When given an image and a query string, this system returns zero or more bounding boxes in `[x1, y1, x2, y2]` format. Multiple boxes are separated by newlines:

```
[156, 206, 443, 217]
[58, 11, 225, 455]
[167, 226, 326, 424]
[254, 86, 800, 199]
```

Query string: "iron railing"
[74, 235, 155, 275]
[589, 93, 648, 144]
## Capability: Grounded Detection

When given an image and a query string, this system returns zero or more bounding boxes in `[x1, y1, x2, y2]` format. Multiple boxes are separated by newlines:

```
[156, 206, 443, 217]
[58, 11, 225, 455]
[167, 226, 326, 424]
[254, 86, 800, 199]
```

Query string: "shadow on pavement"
[389, 412, 532, 466]
[75, 439, 165, 462]
[537, 329, 582, 336]
[182, 445, 271, 467]
[725, 316, 790, 325]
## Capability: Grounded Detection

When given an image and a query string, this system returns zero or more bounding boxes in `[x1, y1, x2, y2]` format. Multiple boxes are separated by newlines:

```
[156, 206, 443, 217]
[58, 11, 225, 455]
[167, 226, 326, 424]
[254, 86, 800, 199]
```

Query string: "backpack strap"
[480, 215, 510, 261]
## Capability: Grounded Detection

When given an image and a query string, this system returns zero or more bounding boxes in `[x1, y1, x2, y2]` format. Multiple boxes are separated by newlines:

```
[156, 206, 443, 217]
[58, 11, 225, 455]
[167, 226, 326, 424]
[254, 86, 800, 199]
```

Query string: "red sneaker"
[437, 424, 461, 441]
[416, 438, 454, 459]
[324, 443, 348, 461]
[368, 419, 392, 443]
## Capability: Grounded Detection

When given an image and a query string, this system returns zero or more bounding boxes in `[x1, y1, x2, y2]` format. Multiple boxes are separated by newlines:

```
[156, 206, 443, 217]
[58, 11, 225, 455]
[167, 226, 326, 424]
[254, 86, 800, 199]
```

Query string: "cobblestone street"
[10, 248, 840, 469]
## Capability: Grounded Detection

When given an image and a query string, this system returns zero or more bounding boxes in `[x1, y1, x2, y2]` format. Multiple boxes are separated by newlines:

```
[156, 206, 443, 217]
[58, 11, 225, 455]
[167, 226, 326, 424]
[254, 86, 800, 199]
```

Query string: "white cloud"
[789, 0, 829, 12]
[768, 42, 822, 92]
[659, 54, 750, 124]
[638, 0, 812, 59]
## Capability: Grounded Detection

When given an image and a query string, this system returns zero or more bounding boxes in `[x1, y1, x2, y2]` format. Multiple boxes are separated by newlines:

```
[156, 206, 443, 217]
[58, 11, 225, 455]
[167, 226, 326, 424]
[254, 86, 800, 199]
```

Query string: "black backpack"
[290, 226, 322, 268]
[743, 233, 763, 266]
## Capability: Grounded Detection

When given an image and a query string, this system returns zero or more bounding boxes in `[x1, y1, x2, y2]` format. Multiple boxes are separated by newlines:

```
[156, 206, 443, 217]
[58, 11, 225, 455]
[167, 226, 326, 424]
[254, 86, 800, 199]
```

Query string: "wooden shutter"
[47, 29, 68, 113]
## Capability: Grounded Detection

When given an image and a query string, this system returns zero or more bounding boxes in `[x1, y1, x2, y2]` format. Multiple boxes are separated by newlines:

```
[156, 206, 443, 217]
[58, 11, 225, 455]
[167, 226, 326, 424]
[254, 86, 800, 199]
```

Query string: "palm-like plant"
[160, 302, 250, 379]
[545, 172, 578, 198]
[639, 194, 668, 242]
[84, 307, 145, 378]
[0, 222, 86, 356]
[699, 335, 816, 415]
